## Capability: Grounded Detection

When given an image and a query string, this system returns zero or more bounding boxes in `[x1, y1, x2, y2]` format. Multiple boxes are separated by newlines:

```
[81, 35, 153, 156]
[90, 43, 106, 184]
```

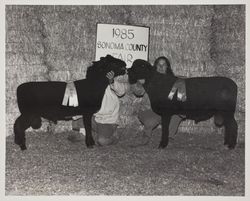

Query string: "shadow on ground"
[5, 128, 245, 196]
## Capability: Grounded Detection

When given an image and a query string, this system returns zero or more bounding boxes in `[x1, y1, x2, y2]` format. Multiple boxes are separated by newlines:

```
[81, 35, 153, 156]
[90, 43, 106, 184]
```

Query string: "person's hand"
[106, 71, 115, 84]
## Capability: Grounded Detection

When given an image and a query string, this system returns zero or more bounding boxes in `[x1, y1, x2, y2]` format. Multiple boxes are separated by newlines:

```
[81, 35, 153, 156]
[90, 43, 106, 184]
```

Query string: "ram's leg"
[14, 114, 30, 150]
[83, 114, 95, 148]
[158, 115, 171, 149]
[223, 113, 238, 149]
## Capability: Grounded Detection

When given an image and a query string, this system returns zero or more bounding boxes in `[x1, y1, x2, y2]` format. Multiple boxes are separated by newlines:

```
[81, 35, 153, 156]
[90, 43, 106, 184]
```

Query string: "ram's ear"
[106, 54, 116, 63]
[93, 55, 105, 64]
[100, 56, 105, 61]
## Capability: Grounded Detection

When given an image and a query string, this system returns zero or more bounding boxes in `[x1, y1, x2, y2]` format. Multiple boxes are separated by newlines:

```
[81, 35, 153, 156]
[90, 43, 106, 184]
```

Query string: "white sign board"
[95, 23, 149, 68]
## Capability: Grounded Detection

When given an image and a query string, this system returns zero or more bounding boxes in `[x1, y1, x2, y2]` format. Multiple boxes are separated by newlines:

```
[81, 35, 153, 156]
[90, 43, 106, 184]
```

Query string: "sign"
[95, 23, 149, 68]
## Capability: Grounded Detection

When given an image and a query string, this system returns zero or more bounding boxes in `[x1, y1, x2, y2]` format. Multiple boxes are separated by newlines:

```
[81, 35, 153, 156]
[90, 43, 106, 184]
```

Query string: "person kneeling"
[70, 71, 128, 146]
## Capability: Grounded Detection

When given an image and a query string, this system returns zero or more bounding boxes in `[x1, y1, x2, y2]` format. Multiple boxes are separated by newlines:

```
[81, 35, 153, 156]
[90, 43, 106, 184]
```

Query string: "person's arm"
[106, 71, 127, 97]
[111, 79, 127, 97]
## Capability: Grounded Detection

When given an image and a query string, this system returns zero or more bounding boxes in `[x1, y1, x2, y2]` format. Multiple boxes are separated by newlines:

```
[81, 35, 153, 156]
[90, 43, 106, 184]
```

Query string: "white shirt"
[94, 75, 128, 124]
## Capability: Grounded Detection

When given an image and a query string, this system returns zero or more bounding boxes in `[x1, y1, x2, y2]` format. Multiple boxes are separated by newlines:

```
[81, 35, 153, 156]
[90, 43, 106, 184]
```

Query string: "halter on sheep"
[14, 55, 126, 150]
[128, 59, 238, 149]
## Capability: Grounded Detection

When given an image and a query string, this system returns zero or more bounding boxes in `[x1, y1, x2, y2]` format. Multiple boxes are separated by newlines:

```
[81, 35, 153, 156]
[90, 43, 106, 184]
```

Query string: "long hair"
[153, 56, 174, 76]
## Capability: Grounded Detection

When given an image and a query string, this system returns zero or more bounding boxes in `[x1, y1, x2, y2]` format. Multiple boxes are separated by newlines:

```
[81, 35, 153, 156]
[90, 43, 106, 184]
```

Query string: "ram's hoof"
[158, 142, 168, 149]
[228, 144, 236, 150]
[86, 139, 95, 148]
[20, 144, 27, 150]
[87, 144, 94, 149]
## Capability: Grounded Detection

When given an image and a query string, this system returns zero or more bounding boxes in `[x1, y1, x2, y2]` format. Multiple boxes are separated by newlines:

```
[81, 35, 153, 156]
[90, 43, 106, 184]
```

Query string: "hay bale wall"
[210, 5, 245, 140]
[6, 5, 245, 138]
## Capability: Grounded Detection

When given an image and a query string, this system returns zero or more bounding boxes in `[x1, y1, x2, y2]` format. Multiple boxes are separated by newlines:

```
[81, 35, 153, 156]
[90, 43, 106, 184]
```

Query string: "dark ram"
[128, 59, 238, 149]
[14, 55, 126, 150]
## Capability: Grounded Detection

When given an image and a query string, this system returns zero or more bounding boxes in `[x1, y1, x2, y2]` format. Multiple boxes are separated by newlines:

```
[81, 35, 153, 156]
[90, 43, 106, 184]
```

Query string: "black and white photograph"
[1, 0, 248, 198]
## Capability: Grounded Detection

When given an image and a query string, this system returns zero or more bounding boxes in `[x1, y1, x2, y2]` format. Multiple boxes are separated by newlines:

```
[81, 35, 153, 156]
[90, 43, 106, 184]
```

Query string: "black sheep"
[128, 59, 238, 149]
[14, 55, 126, 150]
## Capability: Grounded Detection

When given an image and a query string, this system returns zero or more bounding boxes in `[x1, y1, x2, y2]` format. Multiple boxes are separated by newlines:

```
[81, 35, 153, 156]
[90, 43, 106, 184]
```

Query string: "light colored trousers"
[138, 109, 183, 137]
[72, 117, 117, 146]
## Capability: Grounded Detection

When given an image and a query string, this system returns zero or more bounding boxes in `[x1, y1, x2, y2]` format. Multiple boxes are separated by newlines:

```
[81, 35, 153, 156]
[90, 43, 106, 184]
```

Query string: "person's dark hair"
[153, 56, 174, 75]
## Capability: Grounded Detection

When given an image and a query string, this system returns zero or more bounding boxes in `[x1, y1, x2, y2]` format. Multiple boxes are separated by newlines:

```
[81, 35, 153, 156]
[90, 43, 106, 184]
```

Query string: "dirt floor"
[5, 128, 245, 196]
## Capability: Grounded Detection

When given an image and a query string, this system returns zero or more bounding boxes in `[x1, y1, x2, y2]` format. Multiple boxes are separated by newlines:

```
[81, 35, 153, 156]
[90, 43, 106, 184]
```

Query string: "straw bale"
[5, 31, 42, 49]
[6, 53, 21, 66]
[6, 64, 47, 83]
[139, 6, 215, 75]
[5, 94, 16, 113]
[45, 53, 71, 71]
[5, 86, 19, 103]
[6, 97, 19, 114]
[49, 70, 69, 81]
[235, 83, 245, 113]
[5, 30, 23, 43]
[6, 112, 20, 136]
[213, 5, 245, 18]
[54, 5, 75, 13]
[70, 69, 86, 81]
[6, 67, 29, 85]
[6, 125, 13, 137]
[6, 113, 19, 127]
[6, 8, 40, 32]
[6, 52, 43, 66]
[30, 64, 49, 75]
[209, 5, 245, 137]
